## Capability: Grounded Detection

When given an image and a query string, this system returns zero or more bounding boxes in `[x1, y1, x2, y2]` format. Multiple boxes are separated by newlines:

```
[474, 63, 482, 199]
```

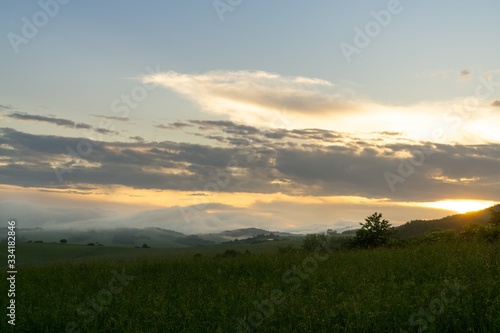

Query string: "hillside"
[0, 227, 188, 248]
[0, 226, 301, 248]
[197, 227, 298, 243]
[395, 204, 500, 238]
[3, 205, 498, 246]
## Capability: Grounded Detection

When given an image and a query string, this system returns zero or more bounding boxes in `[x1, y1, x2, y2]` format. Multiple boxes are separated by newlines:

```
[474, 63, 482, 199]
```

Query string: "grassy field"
[1, 241, 499, 332]
[0, 239, 303, 268]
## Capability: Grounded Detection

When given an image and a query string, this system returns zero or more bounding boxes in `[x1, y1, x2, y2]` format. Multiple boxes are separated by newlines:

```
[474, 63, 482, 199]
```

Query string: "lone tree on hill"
[351, 212, 395, 248]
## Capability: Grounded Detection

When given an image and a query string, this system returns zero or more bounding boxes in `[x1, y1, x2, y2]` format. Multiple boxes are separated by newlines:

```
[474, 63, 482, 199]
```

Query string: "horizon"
[1, 1, 500, 235]
[3, 202, 498, 237]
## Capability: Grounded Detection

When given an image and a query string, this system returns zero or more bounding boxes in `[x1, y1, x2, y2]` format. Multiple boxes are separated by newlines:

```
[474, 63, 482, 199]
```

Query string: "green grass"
[0, 238, 303, 268]
[0, 242, 498, 332]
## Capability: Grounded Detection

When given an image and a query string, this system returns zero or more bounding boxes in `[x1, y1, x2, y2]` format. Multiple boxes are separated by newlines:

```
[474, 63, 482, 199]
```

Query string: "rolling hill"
[395, 204, 500, 238]
[0, 226, 300, 248]
[2, 204, 498, 247]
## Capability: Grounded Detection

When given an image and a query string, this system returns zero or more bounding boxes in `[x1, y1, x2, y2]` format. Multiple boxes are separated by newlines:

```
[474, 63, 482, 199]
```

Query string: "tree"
[351, 212, 395, 248]
[488, 208, 500, 227]
[302, 233, 327, 252]
[459, 223, 485, 241]
[482, 208, 500, 242]
[60, 239, 67, 244]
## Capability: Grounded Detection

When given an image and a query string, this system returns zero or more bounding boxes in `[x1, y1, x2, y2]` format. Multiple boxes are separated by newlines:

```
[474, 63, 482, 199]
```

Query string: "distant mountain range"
[197, 227, 297, 243]
[0, 226, 299, 248]
[2, 204, 498, 247]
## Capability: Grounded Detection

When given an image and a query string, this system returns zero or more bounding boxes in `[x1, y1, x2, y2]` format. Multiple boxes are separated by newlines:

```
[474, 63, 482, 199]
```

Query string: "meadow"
[1, 241, 499, 332]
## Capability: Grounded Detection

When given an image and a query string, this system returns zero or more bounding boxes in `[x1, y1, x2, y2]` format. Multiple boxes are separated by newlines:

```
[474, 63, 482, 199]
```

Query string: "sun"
[425, 200, 497, 214]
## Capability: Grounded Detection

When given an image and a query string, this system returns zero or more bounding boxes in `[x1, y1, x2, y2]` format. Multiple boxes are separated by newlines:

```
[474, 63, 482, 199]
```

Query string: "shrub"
[421, 230, 456, 243]
[216, 249, 241, 258]
[459, 223, 485, 241]
[302, 233, 328, 252]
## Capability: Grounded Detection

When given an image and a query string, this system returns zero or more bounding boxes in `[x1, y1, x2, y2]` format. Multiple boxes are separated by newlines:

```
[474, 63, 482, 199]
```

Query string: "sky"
[1, 0, 499, 234]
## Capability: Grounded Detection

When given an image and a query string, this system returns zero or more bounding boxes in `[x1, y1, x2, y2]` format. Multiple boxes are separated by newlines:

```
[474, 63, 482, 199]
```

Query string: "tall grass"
[1, 242, 498, 332]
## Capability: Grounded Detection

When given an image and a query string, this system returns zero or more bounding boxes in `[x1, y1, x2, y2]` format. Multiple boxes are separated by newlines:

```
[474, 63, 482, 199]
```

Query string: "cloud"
[155, 122, 193, 130]
[143, 70, 367, 128]
[1, 127, 500, 203]
[7, 112, 92, 129]
[491, 100, 500, 107]
[5, 112, 119, 135]
[130, 136, 145, 142]
[91, 114, 129, 122]
[2, 123, 500, 233]
[417, 69, 471, 82]
[0, 190, 472, 234]
[142, 70, 500, 144]
[0, 104, 13, 111]
[95, 128, 118, 135]
[459, 69, 471, 81]
[190, 120, 260, 135]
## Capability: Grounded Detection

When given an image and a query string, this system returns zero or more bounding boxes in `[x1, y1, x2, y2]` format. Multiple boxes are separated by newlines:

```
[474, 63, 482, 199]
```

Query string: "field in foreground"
[1, 242, 499, 332]
[0, 239, 303, 268]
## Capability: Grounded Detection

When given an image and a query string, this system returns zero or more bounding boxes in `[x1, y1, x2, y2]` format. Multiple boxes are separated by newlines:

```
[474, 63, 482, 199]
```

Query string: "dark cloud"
[190, 120, 260, 135]
[7, 112, 88, 128]
[491, 100, 500, 107]
[91, 114, 129, 121]
[6, 112, 83, 130]
[95, 128, 118, 135]
[205, 135, 226, 143]
[5, 112, 121, 135]
[459, 69, 471, 80]
[189, 120, 347, 147]
[130, 136, 145, 142]
[376, 131, 403, 136]
[264, 130, 288, 139]
[75, 123, 93, 129]
[1, 127, 499, 203]
[155, 122, 193, 130]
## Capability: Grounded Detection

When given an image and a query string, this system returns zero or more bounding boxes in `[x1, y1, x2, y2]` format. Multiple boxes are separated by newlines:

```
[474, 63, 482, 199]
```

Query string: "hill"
[3, 205, 498, 246]
[0, 226, 301, 248]
[395, 204, 499, 238]
[197, 227, 299, 243]
[0, 227, 189, 248]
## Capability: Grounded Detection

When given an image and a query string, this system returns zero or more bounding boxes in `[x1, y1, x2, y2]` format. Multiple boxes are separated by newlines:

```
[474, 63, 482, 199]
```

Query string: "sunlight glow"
[424, 200, 498, 214]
